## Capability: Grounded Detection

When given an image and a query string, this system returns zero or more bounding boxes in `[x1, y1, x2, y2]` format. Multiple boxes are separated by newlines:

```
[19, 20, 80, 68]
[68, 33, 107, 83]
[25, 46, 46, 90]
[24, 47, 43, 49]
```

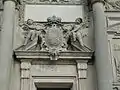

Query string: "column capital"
[3, 0, 20, 4]
[89, 0, 105, 6]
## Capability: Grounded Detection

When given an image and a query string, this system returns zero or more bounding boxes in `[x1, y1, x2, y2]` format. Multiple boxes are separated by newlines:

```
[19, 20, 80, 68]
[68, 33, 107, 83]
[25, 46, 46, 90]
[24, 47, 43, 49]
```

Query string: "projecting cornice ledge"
[89, 0, 105, 5]
[2, 0, 20, 4]
[14, 51, 93, 61]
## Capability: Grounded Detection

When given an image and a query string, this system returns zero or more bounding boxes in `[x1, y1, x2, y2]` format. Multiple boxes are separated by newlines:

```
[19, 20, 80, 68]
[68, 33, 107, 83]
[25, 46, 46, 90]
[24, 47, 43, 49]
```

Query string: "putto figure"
[20, 19, 45, 50]
[22, 19, 37, 45]
[19, 16, 89, 60]
[71, 18, 84, 47]
[62, 17, 87, 51]
[20, 16, 88, 54]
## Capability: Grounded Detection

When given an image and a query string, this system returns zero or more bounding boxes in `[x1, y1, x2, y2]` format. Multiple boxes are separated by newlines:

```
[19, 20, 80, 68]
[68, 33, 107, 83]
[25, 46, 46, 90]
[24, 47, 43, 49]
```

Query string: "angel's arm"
[35, 24, 47, 34]
[62, 24, 73, 32]
[72, 24, 82, 32]
[73, 22, 88, 32]
[19, 23, 29, 31]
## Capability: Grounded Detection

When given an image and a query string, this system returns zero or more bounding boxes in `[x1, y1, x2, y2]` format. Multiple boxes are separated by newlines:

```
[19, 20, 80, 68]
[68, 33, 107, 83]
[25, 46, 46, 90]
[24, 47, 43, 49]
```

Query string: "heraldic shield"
[45, 25, 64, 51]
[44, 16, 65, 60]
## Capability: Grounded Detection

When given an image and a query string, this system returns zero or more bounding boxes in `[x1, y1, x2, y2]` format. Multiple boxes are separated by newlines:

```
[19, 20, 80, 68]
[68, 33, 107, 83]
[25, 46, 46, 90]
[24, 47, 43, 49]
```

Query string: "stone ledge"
[14, 51, 93, 61]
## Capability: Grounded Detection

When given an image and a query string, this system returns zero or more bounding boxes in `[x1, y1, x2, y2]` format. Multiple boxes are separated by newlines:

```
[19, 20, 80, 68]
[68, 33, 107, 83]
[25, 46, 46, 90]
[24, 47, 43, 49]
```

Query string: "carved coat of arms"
[44, 16, 65, 59]
[18, 15, 90, 60]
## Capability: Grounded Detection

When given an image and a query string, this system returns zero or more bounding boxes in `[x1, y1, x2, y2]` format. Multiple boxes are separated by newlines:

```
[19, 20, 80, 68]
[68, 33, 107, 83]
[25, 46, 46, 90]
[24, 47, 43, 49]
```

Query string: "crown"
[47, 15, 61, 24]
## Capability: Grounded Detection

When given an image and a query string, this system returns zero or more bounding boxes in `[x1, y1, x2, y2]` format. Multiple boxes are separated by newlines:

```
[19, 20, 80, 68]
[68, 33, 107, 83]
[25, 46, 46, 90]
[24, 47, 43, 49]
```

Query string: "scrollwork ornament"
[104, 0, 120, 11]
[19, 1, 25, 24]
[22, 0, 87, 5]
[116, 62, 120, 82]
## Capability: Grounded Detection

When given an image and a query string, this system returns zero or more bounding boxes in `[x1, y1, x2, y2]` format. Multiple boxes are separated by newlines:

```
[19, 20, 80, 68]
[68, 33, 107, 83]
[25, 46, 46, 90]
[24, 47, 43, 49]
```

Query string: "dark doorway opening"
[38, 88, 70, 90]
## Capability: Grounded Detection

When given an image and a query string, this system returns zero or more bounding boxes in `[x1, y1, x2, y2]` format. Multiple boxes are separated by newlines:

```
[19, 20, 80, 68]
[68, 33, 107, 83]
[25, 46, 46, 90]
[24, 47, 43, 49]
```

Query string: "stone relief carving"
[23, 0, 87, 5]
[32, 60, 76, 65]
[104, 0, 120, 11]
[62, 18, 88, 51]
[19, 1, 25, 23]
[107, 24, 120, 83]
[108, 24, 120, 33]
[113, 87, 119, 90]
[37, 65, 58, 72]
[114, 56, 120, 82]
[17, 16, 90, 60]
[113, 43, 120, 82]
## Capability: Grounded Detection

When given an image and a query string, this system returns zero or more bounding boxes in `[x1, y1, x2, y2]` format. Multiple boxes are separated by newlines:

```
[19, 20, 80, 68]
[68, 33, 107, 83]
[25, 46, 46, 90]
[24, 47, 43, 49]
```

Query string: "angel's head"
[27, 19, 34, 25]
[75, 18, 83, 24]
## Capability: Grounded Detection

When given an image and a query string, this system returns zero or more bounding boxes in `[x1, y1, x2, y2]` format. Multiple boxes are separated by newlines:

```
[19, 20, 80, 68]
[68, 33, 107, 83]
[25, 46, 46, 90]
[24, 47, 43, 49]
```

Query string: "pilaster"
[21, 60, 31, 90]
[90, 0, 113, 90]
[76, 60, 88, 90]
[0, 0, 19, 90]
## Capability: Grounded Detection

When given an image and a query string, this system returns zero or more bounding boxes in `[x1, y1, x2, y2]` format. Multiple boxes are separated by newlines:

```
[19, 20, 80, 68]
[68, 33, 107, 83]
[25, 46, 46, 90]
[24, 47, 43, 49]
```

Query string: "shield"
[45, 26, 63, 50]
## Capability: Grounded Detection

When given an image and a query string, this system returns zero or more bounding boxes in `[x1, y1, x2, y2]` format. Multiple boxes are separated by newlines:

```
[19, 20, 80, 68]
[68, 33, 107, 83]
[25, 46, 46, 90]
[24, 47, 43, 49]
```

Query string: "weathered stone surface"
[1, 0, 120, 90]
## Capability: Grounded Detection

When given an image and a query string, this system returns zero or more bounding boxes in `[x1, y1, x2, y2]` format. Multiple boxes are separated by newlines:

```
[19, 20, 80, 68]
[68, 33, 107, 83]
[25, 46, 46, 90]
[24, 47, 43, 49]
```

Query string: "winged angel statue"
[20, 16, 88, 59]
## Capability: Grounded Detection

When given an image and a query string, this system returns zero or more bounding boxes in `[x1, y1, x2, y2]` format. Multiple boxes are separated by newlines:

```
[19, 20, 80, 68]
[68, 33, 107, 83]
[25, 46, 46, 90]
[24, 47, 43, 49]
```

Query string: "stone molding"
[89, 0, 105, 5]
[107, 23, 120, 35]
[22, 0, 87, 5]
[76, 60, 88, 79]
[14, 51, 93, 60]
[2, 0, 20, 4]
[20, 61, 31, 90]
[104, 0, 120, 11]
[21, 61, 31, 79]
[107, 24, 120, 84]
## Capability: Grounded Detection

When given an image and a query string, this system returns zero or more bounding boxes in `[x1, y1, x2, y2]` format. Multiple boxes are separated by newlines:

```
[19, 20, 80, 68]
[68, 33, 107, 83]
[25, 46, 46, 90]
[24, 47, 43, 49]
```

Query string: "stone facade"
[1, 0, 120, 90]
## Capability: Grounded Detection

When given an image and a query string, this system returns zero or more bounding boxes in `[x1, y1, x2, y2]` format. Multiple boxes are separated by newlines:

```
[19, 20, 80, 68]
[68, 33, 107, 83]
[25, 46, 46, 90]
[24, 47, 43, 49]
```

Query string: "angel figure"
[62, 18, 87, 51]
[21, 19, 37, 45]
[20, 19, 46, 50]
[71, 18, 84, 47]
